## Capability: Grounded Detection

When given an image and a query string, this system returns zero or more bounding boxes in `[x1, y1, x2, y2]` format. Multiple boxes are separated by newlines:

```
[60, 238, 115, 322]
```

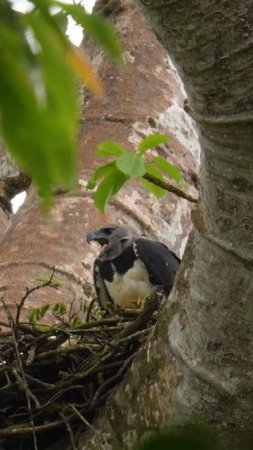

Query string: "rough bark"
[0, 2, 197, 333]
[65, 1, 252, 449]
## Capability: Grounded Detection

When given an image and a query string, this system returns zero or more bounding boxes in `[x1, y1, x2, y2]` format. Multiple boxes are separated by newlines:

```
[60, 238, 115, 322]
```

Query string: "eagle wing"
[133, 238, 180, 293]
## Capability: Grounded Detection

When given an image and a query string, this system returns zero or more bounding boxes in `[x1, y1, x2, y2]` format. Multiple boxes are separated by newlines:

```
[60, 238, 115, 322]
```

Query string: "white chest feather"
[104, 259, 155, 309]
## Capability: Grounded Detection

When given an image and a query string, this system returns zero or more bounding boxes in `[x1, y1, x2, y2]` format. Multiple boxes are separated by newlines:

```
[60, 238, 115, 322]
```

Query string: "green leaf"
[140, 178, 166, 198]
[79, 301, 88, 313]
[138, 133, 170, 154]
[28, 304, 50, 323]
[92, 305, 106, 319]
[141, 164, 166, 197]
[96, 141, 126, 158]
[36, 275, 64, 288]
[70, 314, 84, 327]
[87, 162, 116, 189]
[116, 152, 145, 178]
[53, 302, 67, 316]
[94, 169, 128, 213]
[153, 156, 182, 183]
[144, 163, 164, 180]
[36, 275, 51, 284]
[54, 2, 122, 61]
[52, 10, 68, 34]
[28, 310, 36, 324]
[141, 178, 165, 197]
[39, 304, 50, 318]
[50, 279, 65, 288]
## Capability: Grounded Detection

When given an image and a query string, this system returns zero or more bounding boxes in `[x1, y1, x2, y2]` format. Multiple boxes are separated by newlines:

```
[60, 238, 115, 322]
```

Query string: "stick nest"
[0, 285, 161, 450]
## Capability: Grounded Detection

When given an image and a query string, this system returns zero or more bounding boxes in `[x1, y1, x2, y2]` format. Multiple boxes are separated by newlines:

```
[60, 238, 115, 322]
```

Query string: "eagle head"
[87, 224, 136, 260]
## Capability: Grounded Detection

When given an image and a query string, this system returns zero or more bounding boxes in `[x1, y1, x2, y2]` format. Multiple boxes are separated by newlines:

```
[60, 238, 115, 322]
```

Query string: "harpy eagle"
[87, 224, 180, 311]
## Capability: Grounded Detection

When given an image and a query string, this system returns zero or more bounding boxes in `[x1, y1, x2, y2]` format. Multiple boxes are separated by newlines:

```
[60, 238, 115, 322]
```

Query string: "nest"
[0, 284, 160, 450]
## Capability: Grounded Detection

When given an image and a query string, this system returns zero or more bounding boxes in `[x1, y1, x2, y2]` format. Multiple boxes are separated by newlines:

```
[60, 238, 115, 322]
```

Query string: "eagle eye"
[103, 227, 114, 235]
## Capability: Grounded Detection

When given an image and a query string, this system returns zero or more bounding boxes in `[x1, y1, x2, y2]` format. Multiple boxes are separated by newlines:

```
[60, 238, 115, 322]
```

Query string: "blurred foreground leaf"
[0, 0, 121, 209]
[55, 1, 122, 62]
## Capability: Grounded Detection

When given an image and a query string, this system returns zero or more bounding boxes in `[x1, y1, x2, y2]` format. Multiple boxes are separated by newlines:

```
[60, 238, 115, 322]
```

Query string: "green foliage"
[0, 0, 121, 209]
[86, 161, 117, 189]
[135, 426, 219, 450]
[152, 155, 182, 183]
[69, 313, 83, 327]
[87, 133, 183, 213]
[92, 304, 107, 319]
[27, 300, 107, 326]
[28, 301, 83, 326]
[36, 275, 65, 288]
[138, 133, 171, 154]
[28, 304, 50, 323]
[116, 152, 146, 177]
[96, 140, 126, 157]
[141, 164, 165, 197]
[93, 169, 128, 212]
[79, 300, 106, 320]
[53, 302, 67, 316]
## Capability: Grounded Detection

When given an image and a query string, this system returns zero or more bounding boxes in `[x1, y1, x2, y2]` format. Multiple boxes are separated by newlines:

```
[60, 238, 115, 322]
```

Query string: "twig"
[143, 173, 198, 203]
[0, 320, 11, 328]
[15, 268, 56, 332]
[13, 369, 40, 409]
[0, 354, 11, 385]
[112, 327, 152, 346]
[86, 297, 98, 323]
[116, 292, 159, 339]
[25, 345, 37, 366]
[70, 405, 103, 450]
[0, 417, 72, 437]
[91, 352, 137, 407]
[1, 299, 39, 450]
[76, 317, 130, 330]
[24, 373, 55, 389]
[59, 412, 78, 450]
[33, 344, 96, 363]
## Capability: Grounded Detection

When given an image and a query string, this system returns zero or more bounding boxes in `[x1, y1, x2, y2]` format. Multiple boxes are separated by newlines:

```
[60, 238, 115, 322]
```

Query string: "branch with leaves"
[87, 133, 198, 212]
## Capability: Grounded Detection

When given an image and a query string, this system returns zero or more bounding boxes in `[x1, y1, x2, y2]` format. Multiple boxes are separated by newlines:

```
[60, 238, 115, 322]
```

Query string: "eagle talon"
[87, 224, 180, 314]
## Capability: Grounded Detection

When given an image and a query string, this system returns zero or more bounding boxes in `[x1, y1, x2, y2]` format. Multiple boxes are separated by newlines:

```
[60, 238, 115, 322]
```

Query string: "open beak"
[86, 230, 108, 248]
[86, 230, 97, 243]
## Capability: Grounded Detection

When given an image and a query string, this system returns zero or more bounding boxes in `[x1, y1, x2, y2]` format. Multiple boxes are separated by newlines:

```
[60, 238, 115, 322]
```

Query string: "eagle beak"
[86, 229, 109, 248]
[86, 230, 97, 243]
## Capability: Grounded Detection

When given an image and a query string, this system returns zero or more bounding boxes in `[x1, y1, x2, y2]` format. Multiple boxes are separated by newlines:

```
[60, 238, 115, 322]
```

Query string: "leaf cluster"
[87, 133, 183, 212]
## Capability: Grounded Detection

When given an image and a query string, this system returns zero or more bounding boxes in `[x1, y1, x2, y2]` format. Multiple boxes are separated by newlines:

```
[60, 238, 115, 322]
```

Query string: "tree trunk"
[68, 0, 252, 448]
